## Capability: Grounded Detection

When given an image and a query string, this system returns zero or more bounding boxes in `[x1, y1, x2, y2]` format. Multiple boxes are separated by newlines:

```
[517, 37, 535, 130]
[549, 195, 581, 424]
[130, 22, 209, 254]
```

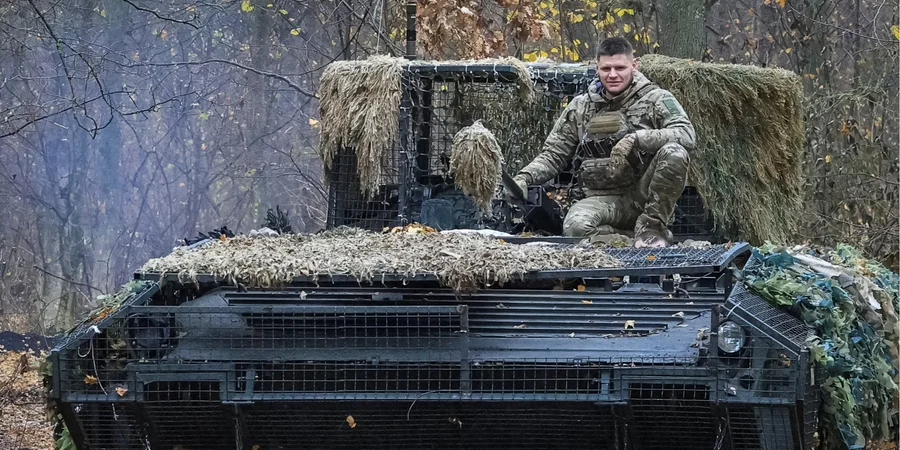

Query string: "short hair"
[596, 37, 633, 59]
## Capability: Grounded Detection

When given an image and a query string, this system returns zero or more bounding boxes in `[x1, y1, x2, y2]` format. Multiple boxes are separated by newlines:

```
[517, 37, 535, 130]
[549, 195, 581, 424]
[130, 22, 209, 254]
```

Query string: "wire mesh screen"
[52, 275, 816, 449]
[324, 63, 717, 238]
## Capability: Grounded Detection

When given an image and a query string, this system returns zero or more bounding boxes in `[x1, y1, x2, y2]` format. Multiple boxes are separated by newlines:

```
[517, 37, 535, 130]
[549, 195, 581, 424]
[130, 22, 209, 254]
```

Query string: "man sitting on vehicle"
[512, 37, 695, 248]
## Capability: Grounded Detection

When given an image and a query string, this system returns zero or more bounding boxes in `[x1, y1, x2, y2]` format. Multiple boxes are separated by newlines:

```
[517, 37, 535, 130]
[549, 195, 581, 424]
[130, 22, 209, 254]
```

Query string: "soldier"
[512, 37, 695, 248]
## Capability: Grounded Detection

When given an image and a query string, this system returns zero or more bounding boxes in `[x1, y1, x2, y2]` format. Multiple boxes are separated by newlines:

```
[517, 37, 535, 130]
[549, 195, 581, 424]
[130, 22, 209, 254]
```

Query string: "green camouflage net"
[741, 243, 899, 450]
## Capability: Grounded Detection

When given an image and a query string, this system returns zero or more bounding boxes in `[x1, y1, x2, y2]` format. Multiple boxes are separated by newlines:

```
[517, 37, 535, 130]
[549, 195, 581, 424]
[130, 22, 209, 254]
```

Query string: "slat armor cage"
[49, 244, 822, 449]
[324, 62, 715, 239]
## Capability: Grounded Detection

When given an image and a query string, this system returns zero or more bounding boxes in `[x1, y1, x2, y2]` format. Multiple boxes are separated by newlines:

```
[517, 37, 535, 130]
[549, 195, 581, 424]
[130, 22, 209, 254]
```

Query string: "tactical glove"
[610, 133, 637, 161]
[512, 174, 529, 195]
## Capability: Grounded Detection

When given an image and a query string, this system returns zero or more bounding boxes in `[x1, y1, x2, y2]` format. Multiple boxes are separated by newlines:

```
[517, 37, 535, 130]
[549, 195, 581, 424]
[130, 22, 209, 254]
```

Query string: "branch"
[119, 0, 200, 29]
[126, 59, 317, 98]
[32, 265, 104, 294]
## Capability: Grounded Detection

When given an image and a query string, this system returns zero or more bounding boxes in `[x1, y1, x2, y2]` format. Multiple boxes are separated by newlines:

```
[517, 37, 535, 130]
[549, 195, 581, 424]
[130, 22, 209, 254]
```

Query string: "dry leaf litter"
[0, 351, 53, 450]
[138, 227, 621, 292]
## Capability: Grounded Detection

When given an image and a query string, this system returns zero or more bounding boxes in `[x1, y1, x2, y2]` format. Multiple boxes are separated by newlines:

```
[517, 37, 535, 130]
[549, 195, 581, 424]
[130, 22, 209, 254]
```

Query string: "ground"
[0, 350, 54, 450]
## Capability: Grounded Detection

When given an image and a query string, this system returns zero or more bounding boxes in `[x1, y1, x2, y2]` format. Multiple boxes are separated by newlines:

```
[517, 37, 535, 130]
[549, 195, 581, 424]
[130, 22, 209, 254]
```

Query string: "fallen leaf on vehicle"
[84, 375, 98, 385]
[646, 255, 656, 261]
[672, 311, 685, 318]
[513, 324, 528, 329]
[568, 332, 575, 338]
[252, 445, 261, 450]
[581, 300, 593, 304]
[346, 415, 357, 428]
[115, 386, 128, 396]
[577, 285, 586, 291]
[624, 320, 635, 329]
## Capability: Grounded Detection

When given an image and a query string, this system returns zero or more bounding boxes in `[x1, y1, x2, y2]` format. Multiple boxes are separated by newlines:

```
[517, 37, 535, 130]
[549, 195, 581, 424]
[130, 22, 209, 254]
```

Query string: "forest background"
[0, 0, 896, 333]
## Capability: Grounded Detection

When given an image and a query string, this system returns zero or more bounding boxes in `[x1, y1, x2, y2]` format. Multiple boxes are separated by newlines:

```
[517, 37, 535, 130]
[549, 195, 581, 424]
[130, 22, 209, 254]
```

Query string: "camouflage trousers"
[563, 143, 690, 239]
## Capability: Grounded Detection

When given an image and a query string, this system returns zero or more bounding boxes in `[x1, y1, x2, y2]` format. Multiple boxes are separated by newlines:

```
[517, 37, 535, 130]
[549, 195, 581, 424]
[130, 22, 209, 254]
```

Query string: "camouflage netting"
[138, 226, 620, 293]
[638, 54, 805, 245]
[742, 243, 899, 450]
[450, 120, 503, 213]
[316, 55, 534, 198]
[317, 55, 407, 198]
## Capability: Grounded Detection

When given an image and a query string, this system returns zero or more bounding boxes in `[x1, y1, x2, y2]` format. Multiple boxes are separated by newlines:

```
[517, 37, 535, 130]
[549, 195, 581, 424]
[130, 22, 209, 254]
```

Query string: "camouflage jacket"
[516, 70, 695, 187]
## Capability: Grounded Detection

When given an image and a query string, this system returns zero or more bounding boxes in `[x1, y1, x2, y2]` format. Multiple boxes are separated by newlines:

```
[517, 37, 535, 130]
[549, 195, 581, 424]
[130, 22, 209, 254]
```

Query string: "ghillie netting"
[138, 226, 620, 293]
[450, 120, 504, 213]
[638, 54, 805, 245]
[317, 55, 407, 198]
[742, 243, 899, 450]
[316, 55, 535, 198]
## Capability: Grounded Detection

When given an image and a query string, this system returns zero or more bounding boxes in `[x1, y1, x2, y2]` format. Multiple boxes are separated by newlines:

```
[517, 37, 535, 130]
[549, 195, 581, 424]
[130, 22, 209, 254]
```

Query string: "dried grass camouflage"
[450, 120, 503, 213]
[138, 228, 621, 292]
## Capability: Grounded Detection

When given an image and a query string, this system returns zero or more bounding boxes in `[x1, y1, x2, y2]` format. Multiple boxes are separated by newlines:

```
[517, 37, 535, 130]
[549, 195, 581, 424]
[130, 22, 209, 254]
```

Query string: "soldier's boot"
[633, 143, 690, 248]
[562, 195, 639, 238]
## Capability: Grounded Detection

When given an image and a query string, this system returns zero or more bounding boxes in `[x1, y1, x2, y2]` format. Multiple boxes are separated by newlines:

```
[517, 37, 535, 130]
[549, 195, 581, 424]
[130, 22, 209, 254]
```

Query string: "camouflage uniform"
[514, 71, 695, 241]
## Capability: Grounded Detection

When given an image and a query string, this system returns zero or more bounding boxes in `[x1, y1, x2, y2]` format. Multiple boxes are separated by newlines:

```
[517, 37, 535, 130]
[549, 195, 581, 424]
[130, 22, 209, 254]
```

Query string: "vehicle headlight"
[717, 320, 746, 354]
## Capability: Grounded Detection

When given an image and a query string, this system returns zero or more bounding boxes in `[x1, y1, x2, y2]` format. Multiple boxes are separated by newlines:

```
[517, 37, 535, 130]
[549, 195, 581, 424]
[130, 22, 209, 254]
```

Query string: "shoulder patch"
[661, 98, 683, 115]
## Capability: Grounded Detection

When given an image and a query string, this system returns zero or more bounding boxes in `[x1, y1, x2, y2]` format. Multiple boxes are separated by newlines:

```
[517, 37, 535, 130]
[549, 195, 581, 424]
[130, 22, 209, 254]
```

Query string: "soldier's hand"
[512, 175, 529, 195]
[611, 133, 636, 160]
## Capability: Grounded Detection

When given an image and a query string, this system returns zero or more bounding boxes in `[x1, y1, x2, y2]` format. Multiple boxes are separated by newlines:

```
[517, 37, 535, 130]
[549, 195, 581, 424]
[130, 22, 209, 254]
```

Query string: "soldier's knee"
[563, 216, 595, 237]
[657, 143, 690, 168]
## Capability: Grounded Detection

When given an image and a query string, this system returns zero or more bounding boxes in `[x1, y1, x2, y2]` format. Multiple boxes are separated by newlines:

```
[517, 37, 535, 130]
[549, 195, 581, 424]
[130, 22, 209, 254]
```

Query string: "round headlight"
[717, 321, 746, 354]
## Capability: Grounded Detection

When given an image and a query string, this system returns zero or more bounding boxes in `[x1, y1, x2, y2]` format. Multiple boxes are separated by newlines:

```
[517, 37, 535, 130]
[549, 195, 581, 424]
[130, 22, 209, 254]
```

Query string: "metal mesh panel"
[326, 147, 403, 230]
[726, 282, 811, 351]
[323, 63, 717, 238]
[71, 403, 145, 450]
[237, 361, 462, 393]
[729, 405, 797, 450]
[628, 382, 717, 449]
[240, 401, 616, 450]
[142, 380, 235, 450]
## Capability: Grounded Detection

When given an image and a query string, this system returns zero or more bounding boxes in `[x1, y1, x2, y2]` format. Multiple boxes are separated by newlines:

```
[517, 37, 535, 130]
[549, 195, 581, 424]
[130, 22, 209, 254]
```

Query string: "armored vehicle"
[48, 62, 821, 450]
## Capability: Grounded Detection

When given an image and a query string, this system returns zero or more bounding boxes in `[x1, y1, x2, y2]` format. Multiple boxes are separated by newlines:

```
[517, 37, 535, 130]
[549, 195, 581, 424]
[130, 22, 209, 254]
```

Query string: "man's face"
[597, 53, 637, 95]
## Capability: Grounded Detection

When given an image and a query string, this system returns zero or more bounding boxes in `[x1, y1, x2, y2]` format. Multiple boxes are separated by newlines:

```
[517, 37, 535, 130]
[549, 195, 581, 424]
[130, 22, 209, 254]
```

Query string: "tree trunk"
[655, 0, 708, 60]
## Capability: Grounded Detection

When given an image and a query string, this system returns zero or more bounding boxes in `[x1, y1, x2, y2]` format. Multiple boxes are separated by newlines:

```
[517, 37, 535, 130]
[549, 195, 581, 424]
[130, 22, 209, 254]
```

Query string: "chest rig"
[570, 81, 657, 195]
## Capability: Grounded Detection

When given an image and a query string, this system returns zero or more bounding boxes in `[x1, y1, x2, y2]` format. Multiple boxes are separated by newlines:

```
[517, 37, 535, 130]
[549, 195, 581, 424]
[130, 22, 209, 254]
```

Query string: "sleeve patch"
[661, 98, 683, 115]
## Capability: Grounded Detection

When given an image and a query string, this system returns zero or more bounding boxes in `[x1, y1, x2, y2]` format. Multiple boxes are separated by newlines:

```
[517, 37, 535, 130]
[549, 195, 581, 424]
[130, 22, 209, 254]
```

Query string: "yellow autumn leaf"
[241, 0, 254, 12]
[614, 8, 634, 16]
[279, 9, 288, 14]
[100, 9, 106, 17]
[523, 51, 537, 62]
[84, 375, 99, 385]
[308, 118, 319, 127]
[623, 23, 631, 33]
[538, 50, 549, 58]
[290, 28, 300, 36]
[346, 415, 357, 428]
[824, 154, 832, 163]
[785, 47, 792, 53]
[581, 300, 593, 304]
[775, 0, 786, 7]
[160, 29, 168, 40]
[891, 25, 900, 40]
